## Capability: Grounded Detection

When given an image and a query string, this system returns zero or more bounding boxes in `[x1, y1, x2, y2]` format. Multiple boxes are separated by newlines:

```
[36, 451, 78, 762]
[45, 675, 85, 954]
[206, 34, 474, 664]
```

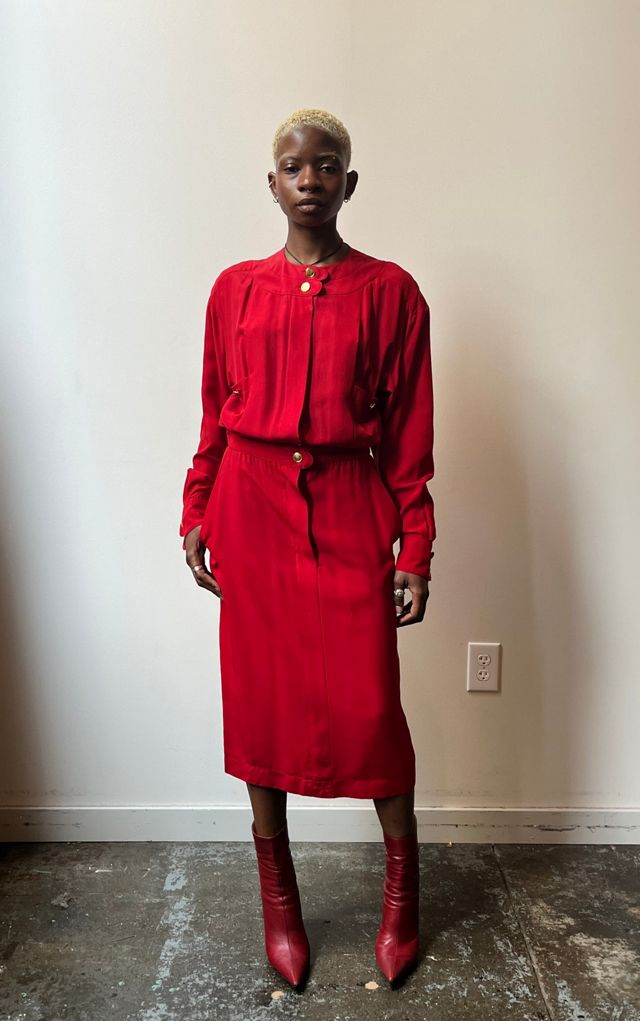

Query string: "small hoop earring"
[344, 195, 351, 202]
[272, 195, 279, 203]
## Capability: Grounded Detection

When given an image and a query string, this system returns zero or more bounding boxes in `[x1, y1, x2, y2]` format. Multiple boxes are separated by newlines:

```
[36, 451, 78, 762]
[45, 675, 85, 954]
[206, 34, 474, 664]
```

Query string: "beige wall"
[1, 1, 638, 833]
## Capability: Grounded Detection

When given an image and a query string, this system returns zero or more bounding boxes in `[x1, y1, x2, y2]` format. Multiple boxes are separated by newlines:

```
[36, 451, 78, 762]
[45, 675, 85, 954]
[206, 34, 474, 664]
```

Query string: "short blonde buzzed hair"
[272, 108, 352, 169]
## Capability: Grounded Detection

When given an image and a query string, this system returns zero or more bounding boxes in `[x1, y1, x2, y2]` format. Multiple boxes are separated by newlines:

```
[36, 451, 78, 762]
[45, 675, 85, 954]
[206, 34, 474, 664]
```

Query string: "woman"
[179, 108, 436, 990]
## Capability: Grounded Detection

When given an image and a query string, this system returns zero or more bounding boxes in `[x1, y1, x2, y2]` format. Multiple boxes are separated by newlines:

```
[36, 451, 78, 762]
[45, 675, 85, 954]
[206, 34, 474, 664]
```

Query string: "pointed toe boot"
[251, 820, 310, 988]
[374, 812, 420, 983]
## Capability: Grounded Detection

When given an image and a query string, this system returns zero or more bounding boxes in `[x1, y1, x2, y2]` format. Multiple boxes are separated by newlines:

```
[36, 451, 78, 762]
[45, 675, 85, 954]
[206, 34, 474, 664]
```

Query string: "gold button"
[305, 267, 315, 277]
[292, 451, 303, 463]
[300, 281, 311, 292]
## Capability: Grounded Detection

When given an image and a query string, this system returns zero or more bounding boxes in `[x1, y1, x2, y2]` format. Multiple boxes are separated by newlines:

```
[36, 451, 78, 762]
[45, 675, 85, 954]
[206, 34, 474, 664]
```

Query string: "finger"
[195, 566, 223, 599]
[393, 583, 406, 617]
[189, 560, 223, 599]
[396, 586, 427, 627]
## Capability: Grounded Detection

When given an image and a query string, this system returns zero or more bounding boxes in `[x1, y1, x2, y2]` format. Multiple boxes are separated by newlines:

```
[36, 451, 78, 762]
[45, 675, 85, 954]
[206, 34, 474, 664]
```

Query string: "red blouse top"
[179, 245, 436, 580]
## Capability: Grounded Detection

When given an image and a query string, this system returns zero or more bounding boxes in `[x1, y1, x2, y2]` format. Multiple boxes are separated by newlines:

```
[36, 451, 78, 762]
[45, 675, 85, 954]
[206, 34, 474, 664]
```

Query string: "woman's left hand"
[393, 571, 429, 627]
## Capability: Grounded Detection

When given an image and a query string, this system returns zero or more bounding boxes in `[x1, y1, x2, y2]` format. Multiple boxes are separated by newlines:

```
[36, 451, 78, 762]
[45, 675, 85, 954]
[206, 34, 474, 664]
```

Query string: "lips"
[298, 200, 324, 207]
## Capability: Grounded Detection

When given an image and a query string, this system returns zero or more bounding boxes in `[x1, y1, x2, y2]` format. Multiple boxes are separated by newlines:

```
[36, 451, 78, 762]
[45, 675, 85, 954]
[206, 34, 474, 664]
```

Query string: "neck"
[283, 223, 346, 266]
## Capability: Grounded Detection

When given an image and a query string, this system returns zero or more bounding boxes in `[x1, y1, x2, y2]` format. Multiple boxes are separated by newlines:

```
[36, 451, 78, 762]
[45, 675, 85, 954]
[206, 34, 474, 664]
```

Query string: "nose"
[298, 164, 321, 190]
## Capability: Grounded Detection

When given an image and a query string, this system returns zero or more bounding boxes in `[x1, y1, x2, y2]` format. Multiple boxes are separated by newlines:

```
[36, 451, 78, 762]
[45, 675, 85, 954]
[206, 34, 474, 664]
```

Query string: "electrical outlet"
[467, 642, 501, 692]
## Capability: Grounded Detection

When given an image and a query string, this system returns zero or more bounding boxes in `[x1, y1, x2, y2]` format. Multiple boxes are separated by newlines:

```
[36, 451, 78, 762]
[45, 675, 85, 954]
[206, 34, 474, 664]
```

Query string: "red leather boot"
[251, 820, 310, 988]
[375, 812, 420, 983]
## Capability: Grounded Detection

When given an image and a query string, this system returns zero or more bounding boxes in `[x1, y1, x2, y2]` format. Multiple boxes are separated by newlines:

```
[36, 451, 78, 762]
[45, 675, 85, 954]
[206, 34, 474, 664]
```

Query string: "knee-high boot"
[251, 820, 310, 988]
[374, 812, 420, 983]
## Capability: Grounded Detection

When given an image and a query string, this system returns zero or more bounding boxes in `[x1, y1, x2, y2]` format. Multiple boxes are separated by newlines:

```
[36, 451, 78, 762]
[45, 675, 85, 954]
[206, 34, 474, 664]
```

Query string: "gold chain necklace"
[284, 238, 348, 266]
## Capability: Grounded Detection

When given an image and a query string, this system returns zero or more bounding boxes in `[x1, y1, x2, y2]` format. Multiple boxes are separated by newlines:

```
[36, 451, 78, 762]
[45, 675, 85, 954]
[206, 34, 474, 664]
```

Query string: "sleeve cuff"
[179, 516, 203, 551]
[395, 533, 433, 580]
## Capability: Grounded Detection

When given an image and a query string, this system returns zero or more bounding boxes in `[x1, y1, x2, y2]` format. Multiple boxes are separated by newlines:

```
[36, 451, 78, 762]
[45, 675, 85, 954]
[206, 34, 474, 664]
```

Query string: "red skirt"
[199, 430, 416, 799]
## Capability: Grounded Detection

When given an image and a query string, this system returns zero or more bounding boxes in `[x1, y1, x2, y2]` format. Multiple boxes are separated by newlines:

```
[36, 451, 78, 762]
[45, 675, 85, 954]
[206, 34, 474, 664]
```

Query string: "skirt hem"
[224, 754, 415, 800]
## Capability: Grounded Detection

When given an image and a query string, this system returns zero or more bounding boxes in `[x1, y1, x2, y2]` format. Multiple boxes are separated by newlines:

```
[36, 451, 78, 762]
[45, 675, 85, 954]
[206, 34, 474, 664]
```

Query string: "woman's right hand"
[185, 526, 223, 599]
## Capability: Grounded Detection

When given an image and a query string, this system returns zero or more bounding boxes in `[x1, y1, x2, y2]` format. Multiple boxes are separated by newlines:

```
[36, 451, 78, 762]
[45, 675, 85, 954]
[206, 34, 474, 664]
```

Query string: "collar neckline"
[279, 244, 357, 273]
[253, 243, 375, 295]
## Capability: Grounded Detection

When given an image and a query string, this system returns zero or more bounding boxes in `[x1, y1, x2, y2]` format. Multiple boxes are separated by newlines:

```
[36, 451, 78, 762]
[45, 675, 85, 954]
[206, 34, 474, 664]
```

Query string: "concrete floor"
[0, 841, 638, 1021]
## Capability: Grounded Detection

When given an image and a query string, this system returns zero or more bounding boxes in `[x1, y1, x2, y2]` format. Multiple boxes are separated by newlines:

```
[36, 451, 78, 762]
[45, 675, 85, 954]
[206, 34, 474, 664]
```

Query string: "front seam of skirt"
[315, 559, 335, 786]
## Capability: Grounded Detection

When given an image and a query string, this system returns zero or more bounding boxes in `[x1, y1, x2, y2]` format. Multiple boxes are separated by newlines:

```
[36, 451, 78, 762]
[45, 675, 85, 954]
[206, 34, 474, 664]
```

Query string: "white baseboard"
[0, 806, 638, 843]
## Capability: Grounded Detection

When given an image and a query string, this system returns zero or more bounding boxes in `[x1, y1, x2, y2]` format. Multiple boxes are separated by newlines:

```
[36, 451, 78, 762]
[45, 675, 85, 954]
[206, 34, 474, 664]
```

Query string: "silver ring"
[394, 587, 405, 598]
[192, 565, 204, 573]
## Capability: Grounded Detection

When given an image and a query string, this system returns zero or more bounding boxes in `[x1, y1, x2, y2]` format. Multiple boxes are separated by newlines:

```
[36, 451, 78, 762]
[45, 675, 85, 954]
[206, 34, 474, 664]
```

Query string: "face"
[268, 125, 357, 223]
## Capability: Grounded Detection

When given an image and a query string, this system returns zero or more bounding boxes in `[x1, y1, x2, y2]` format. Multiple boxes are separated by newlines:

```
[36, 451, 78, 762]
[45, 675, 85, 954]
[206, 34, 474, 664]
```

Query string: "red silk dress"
[179, 245, 436, 798]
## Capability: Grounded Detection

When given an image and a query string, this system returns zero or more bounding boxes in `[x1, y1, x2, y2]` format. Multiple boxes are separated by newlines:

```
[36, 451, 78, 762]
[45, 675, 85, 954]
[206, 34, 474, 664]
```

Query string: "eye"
[281, 163, 338, 174]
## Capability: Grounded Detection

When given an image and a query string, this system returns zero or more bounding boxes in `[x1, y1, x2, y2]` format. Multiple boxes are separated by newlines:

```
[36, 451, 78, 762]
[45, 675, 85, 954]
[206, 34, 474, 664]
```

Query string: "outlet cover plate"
[467, 642, 501, 692]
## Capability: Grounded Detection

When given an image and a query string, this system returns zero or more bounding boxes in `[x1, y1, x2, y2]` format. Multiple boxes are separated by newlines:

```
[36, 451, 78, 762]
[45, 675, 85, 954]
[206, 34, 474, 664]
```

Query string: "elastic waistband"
[226, 430, 372, 467]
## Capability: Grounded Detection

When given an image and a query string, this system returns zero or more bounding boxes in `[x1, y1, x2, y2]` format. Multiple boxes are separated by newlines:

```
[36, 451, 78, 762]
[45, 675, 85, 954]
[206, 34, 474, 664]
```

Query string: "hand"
[393, 569, 429, 627]
[185, 525, 223, 599]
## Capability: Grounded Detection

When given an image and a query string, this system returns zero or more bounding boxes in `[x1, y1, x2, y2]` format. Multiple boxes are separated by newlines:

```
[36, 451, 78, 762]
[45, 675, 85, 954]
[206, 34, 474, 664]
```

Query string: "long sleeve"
[373, 287, 436, 580]
[179, 281, 229, 550]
